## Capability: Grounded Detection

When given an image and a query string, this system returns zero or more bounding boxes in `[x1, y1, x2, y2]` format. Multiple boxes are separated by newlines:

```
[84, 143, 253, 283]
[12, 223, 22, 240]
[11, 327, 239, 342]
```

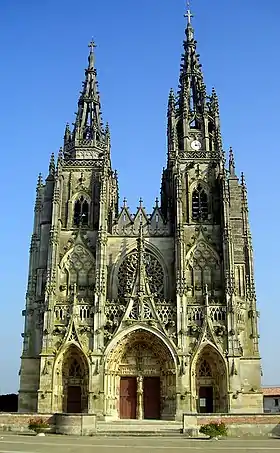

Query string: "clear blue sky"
[0, 0, 279, 394]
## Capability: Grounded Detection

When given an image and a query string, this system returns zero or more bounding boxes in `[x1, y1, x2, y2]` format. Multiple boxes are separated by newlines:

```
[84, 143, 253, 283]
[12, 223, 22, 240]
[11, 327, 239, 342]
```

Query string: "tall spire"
[178, 1, 205, 124]
[166, 3, 223, 158]
[64, 40, 107, 159]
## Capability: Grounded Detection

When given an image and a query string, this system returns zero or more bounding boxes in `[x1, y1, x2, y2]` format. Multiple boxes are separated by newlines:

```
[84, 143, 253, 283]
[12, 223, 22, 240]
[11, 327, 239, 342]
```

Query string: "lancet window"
[73, 196, 89, 226]
[192, 184, 208, 221]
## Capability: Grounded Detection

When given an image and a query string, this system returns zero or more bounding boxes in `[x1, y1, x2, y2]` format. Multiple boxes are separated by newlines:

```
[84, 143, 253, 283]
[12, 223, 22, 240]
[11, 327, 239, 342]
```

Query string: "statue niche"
[59, 244, 95, 298]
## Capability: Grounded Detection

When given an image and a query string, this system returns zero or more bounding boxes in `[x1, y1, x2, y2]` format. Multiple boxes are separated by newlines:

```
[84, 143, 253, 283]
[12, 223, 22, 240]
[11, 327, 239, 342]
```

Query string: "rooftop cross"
[88, 39, 96, 53]
[184, 0, 193, 25]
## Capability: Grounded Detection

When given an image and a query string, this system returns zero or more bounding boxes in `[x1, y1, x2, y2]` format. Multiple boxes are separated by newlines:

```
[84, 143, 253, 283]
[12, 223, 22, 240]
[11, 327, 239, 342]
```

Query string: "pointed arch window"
[199, 359, 212, 377]
[73, 196, 89, 226]
[69, 359, 82, 378]
[192, 184, 208, 221]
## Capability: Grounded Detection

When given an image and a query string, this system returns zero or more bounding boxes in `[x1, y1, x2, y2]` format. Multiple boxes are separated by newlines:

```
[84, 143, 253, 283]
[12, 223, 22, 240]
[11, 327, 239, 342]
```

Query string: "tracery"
[118, 249, 164, 300]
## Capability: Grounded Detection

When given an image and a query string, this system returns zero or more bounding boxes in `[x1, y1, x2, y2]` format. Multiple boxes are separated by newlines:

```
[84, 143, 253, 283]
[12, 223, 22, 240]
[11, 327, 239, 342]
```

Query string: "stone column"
[137, 376, 144, 420]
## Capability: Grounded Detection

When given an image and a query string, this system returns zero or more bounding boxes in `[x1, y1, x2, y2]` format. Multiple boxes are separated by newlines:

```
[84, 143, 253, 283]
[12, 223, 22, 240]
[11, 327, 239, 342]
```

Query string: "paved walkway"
[1, 434, 280, 452]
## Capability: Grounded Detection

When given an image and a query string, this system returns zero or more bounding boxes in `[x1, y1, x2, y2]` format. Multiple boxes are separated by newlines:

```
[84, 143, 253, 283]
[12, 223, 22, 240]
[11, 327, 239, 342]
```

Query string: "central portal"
[106, 329, 177, 420]
[119, 376, 161, 419]
[120, 377, 137, 419]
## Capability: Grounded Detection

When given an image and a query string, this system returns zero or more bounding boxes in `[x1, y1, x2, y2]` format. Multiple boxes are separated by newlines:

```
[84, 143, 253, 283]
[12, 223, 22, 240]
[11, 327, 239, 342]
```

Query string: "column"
[137, 376, 144, 420]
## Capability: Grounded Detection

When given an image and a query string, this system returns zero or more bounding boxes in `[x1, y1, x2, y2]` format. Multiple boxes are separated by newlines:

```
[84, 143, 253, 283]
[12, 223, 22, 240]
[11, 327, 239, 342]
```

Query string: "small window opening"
[74, 196, 89, 226]
[275, 399, 279, 407]
[192, 184, 208, 221]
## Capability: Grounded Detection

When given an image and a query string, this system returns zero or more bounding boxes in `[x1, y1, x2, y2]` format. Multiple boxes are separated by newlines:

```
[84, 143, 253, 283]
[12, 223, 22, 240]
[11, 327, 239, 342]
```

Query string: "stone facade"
[18, 13, 263, 419]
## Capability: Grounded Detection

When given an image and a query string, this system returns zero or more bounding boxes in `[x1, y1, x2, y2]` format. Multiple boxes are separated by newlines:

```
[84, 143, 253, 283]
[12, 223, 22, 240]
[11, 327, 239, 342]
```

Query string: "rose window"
[118, 250, 164, 300]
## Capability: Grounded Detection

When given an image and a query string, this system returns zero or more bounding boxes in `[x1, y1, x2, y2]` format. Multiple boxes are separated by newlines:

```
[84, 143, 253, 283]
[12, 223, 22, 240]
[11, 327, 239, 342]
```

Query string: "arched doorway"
[61, 345, 89, 413]
[105, 329, 177, 420]
[193, 345, 228, 413]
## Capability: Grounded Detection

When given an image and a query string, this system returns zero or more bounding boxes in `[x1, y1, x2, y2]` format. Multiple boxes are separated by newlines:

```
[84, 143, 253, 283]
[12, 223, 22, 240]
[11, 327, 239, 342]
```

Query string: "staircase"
[96, 420, 183, 437]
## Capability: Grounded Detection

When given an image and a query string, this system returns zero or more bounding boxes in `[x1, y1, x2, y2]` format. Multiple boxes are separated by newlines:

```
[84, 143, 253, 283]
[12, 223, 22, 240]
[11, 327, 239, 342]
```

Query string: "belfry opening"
[104, 329, 177, 420]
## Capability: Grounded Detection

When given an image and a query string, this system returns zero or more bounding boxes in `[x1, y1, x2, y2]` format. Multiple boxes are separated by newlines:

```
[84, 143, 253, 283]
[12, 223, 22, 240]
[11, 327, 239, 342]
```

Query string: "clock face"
[190, 139, 202, 151]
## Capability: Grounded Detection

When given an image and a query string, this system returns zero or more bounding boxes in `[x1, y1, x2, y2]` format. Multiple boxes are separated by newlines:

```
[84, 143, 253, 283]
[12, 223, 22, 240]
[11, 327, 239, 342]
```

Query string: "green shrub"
[28, 417, 49, 433]
[199, 422, 228, 439]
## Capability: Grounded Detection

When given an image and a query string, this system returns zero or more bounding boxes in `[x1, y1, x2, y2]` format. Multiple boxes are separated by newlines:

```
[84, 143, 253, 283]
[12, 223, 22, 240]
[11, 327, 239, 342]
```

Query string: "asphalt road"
[1, 434, 280, 452]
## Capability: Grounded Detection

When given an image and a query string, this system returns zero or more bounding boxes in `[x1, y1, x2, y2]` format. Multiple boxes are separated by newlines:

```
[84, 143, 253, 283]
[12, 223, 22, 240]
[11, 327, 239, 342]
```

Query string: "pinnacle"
[48, 153, 55, 176]
[229, 147, 236, 176]
[36, 173, 43, 189]
[168, 89, 176, 110]
[241, 172, 247, 188]
[169, 88, 175, 99]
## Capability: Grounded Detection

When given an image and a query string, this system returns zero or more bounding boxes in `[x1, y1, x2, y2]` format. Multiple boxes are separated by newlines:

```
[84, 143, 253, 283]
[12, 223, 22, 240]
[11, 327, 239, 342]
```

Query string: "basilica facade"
[18, 12, 263, 419]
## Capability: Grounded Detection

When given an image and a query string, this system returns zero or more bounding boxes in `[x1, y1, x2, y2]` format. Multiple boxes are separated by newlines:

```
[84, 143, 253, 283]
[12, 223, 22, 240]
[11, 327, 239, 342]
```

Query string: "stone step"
[97, 420, 182, 434]
[95, 430, 183, 437]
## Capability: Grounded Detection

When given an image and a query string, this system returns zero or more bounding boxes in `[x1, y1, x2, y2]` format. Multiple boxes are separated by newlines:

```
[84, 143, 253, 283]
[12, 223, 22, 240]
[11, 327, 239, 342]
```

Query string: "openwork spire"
[178, 2, 206, 124]
[64, 40, 106, 159]
[166, 4, 223, 160]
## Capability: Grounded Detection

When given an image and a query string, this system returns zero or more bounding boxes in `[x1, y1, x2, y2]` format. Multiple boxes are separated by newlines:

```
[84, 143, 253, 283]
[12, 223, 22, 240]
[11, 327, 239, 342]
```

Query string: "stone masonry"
[18, 8, 263, 419]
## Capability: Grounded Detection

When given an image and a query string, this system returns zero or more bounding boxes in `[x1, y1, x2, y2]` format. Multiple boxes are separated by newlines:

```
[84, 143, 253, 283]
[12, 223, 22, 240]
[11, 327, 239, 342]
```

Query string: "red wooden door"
[144, 377, 161, 419]
[120, 377, 137, 419]
[67, 386, 82, 413]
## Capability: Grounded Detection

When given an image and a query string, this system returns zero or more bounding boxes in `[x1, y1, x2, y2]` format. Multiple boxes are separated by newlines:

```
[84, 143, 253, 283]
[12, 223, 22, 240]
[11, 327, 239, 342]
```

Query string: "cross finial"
[184, 0, 193, 25]
[88, 39, 96, 53]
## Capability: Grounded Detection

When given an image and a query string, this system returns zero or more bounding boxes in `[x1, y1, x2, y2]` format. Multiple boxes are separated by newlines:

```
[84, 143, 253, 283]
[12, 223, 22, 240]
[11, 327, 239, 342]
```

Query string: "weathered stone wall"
[56, 413, 97, 435]
[183, 413, 280, 437]
[0, 414, 55, 433]
[0, 413, 96, 436]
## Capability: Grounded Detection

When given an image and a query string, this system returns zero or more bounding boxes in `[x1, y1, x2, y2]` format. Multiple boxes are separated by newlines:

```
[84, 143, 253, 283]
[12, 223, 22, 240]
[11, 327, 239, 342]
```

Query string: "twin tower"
[19, 11, 263, 419]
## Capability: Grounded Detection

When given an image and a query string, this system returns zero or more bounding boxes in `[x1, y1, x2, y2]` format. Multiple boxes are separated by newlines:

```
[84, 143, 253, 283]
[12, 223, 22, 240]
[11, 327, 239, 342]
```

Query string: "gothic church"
[19, 9, 263, 419]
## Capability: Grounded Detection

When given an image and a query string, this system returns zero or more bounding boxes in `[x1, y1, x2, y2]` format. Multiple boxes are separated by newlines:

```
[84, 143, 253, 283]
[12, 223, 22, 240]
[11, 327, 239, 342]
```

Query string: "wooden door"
[67, 386, 82, 413]
[120, 377, 137, 419]
[144, 377, 161, 419]
[198, 386, 214, 413]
